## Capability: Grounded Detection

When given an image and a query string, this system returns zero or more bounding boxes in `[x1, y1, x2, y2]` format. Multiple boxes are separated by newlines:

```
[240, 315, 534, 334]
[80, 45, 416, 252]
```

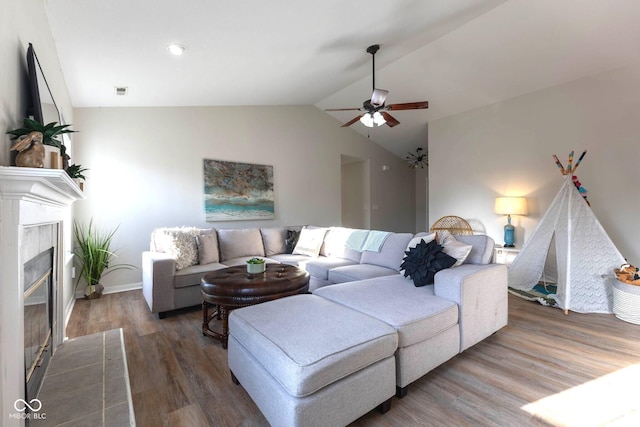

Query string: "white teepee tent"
[508, 176, 625, 313]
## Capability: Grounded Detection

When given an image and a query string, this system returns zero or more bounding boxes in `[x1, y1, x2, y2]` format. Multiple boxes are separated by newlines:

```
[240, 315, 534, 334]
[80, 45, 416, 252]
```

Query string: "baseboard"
[74, 281, 142, 299]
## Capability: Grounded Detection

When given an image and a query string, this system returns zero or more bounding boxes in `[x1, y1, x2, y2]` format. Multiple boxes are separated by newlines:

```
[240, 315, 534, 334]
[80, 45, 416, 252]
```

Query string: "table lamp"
[495, 197, 528, 247]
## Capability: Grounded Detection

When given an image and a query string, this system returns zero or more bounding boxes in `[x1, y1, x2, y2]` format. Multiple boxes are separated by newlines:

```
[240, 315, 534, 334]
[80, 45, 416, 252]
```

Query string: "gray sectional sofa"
[141, 224, 508, 425]
[143, 226, 417, 317]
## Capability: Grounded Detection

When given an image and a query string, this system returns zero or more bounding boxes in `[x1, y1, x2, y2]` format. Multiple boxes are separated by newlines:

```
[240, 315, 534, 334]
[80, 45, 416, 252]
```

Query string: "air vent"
[114, 87, 128, 96]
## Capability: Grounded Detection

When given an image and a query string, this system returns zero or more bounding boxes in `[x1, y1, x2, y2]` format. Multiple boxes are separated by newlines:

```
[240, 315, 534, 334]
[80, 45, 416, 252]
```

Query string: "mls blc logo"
[14, 398, 42, 412]
[10, 399, 46, 420]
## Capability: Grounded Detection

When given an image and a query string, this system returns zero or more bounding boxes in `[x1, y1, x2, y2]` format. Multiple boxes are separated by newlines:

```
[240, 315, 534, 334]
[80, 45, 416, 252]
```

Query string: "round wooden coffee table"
[201, 264, 309, 348]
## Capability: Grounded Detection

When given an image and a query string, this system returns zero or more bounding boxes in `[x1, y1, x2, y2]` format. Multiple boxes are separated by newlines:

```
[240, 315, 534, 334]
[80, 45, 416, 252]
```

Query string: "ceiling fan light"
[372, 111, 386, 126]
[360, 113, 374, 127]
[167, 44, 186, 56]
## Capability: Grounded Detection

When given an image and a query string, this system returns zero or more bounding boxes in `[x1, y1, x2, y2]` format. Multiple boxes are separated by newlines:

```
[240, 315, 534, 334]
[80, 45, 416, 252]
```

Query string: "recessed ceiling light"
[167, 44, 186, 56]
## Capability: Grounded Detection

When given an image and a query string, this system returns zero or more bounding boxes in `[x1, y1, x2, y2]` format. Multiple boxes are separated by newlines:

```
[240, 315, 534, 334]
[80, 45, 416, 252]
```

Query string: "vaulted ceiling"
[46, 0, 640, 158]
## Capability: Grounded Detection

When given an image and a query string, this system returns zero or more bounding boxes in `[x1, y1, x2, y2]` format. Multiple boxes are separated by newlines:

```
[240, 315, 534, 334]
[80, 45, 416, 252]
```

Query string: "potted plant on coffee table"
[73, 220, 132, 299]
[246, 257, 266, 274]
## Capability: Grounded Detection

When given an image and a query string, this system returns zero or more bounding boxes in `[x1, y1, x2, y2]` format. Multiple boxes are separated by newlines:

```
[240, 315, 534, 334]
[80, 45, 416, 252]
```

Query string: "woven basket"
[429, 216, 473, 236]
[613, 280, 640, 325]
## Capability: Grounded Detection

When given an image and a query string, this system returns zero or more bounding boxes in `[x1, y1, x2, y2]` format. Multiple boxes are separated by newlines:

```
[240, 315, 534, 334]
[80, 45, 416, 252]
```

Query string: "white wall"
[341, 159, 370, 229]
[72, 105, 416, 290]
[415, 166, 428, 232]
[430, 62, 640, 264]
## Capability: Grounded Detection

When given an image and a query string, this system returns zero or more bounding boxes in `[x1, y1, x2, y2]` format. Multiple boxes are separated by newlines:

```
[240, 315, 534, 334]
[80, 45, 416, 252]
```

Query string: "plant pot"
[84, 284, 104, 300]
[246, 263, 265, 274]
[43, 145, 61, 169]
[74, 178, 84, 191]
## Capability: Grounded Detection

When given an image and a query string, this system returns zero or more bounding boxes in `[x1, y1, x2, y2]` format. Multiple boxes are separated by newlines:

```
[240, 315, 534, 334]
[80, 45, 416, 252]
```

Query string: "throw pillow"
[156, 227, 200, 270]
[292, 227, 328, 257]
[196, 233, 219, 264]
[438, 230, 473, 267]
[400, 239, 456, 287]
[260, 227, 288, 256]
[400, 233, 436, 275]
[285, 229, 301, 254]
[217, 228, 265, 261]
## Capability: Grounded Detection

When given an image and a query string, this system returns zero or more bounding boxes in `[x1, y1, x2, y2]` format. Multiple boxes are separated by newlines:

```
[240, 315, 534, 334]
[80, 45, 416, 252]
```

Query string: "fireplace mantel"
[0, 166, 84, 426]
[0, 166, 84, 207]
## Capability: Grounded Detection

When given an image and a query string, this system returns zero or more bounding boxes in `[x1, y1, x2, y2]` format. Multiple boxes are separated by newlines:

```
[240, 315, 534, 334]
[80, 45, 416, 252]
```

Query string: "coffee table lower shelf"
[200, 264, 310, 348]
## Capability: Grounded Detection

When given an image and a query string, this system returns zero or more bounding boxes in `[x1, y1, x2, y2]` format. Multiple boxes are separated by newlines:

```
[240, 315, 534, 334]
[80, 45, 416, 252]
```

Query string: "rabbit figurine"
[10, 131, 45, 168]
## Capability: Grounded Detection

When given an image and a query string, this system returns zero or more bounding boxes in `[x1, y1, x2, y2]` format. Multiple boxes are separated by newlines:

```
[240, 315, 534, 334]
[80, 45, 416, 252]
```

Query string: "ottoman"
[228, 294, 398, 427]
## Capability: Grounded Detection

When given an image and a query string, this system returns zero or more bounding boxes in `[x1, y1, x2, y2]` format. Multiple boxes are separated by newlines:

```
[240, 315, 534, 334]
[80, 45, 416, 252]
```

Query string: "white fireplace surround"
[0, 167, 83, 426]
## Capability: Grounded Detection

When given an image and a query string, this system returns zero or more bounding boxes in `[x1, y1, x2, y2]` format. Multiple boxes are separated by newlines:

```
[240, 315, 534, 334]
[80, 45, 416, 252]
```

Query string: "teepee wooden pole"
[572, 150, 587, 174]
[553, 155, 566, 175]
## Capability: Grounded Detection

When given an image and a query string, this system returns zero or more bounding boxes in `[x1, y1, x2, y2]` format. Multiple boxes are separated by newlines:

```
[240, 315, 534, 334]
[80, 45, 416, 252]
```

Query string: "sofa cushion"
[174, 262, 228, 288]
[455, 235, 495, 265]
[292, 227, 328, 257]
[260, 227, 288, 256]
[328, 264, 398, 284]
[301, 256, 359, 281]
[268, 253, 310, 266]
[360, 232, 414, 271]
[321, 227, 362, 262]
[196, 232, 219, 264]
[221, 256, 280, 267]
[315, 275, 459, 348]
[217, 228, 265, 261]
[229, 294, 398, 397]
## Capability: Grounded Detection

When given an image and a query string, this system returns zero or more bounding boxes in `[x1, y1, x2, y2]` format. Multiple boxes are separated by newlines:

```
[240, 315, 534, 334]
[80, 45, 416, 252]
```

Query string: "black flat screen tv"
[26, 43, 59, 125]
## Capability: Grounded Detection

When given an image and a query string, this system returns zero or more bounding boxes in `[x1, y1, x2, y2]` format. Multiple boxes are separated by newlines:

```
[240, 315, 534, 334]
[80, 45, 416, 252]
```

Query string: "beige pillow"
[260, 228, 288, 256]
[405, 233, 436, 251]
[217, 228, 265, 261]
[438, 231, 473, 267]
[293, 227, 328, 257]
[196, 233, 219, 264]
[152, 227, 200, 270]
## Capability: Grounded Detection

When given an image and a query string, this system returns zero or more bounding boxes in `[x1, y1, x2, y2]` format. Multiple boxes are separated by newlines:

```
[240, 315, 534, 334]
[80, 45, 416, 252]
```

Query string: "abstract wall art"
[203, 159, 274, 221]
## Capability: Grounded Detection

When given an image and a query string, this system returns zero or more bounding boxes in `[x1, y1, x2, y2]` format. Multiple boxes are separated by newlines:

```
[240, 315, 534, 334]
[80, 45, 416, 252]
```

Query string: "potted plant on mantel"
[66, 164, 88, 190]
[6, 118, 76, 169]
[72, 220, 133, 299]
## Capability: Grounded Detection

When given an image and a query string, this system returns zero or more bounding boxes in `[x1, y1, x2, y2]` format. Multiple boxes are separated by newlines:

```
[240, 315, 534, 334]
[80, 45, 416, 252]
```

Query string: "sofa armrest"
[142, 251, 177, 314]
[434, 264, 508, 352]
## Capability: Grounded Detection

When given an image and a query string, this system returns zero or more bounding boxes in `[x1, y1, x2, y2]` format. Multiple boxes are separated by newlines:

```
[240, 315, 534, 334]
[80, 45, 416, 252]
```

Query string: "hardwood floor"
[66, 291, 640, 426]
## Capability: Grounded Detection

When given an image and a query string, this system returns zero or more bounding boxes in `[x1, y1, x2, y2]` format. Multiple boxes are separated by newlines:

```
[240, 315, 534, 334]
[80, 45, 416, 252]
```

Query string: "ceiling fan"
[325, 44, 428, 128]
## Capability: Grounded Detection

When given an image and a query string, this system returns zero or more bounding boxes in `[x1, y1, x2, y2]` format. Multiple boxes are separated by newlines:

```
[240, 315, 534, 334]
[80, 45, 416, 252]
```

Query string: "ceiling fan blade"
[381, 112, 400, 127]
[325, 107, 361, 111]
[387, 101, 429, 111]
[371, 89, 389, 107]
[341, 115, 363, 127]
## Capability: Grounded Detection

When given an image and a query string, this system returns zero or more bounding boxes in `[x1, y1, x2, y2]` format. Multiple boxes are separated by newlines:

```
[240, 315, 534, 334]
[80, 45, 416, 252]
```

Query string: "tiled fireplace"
[0, 167, 83, 427]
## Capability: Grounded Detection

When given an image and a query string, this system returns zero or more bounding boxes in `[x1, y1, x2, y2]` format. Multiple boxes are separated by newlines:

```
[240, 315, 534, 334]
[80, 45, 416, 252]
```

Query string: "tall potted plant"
[72, 220, 132, 299]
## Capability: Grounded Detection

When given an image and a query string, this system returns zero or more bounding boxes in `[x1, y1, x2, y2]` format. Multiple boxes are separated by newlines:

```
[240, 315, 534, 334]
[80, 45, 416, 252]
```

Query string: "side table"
[494, 246, 520, 266]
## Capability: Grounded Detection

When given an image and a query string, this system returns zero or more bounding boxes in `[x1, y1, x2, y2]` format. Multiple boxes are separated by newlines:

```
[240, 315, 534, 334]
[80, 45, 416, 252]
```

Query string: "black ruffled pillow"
[400, 239, 456, 287]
